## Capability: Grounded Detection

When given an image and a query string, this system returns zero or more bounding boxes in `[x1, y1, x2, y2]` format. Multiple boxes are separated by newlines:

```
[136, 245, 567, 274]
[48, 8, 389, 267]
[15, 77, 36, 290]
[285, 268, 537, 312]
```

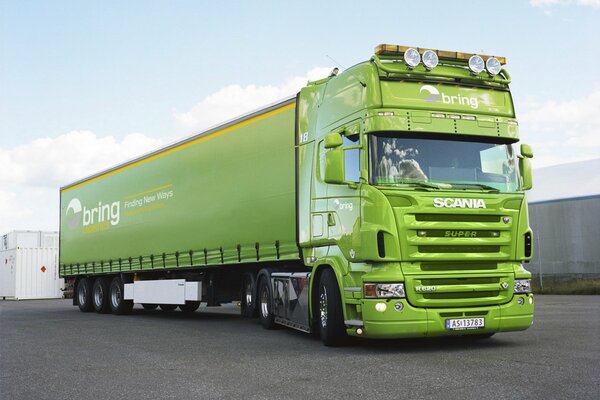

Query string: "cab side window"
[343, 135, 360, 183]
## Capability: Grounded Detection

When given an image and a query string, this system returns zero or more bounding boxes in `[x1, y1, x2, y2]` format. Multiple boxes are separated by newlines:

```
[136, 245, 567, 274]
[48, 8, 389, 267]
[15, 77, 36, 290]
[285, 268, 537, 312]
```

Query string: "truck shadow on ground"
[125, 306, 524, 353]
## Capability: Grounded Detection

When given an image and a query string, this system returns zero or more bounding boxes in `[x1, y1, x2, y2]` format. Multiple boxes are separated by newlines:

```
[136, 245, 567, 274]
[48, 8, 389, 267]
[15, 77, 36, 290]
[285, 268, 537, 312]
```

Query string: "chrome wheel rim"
[78, 284, 87, 305]
[111, 284, 121, 308]
[319, 287, 328, 328]
[93, 285, 103, 307]
[245, 281, 253, 308]
[260, 285, 269, 318]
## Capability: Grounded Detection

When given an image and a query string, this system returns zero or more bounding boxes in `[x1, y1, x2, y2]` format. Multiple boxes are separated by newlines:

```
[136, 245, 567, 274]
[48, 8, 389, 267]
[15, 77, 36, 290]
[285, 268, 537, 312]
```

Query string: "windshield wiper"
[378, 180, 451, 190]
[449, 183, 500, 192]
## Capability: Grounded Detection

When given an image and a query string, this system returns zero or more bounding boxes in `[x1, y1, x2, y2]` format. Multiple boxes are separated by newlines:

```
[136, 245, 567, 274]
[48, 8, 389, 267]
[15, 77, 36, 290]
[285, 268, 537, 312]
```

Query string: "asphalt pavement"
[1, 295, 599, 400]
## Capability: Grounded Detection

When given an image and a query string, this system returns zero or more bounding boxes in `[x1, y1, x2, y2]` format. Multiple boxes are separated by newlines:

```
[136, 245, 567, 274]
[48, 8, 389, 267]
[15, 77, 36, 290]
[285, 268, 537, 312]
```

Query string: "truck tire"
[76, 278, 94, 312]
[109, 276, 133, 315]
[92, 277, 111, 314]
[159, 304, 177, 311]
[317, 269, 348, 346]
[257, 276, 276, 329]
[240, 273, 257, 318]
[142, 304, 158, 310]
[179, 301, 201, 313]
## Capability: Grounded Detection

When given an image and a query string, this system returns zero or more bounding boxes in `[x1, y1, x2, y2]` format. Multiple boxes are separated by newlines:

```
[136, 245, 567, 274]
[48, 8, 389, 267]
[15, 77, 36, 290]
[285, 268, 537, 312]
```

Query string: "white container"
[0, 231, 63, 300]
[1, 230, 59, 251]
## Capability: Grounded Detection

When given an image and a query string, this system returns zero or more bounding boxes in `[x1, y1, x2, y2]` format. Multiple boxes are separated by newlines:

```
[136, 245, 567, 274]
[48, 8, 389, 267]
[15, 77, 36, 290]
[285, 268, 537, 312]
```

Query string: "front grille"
[406, 274, 513, 307]
[390, 195, 520, 307]
[415, 214, 500, 223]
[396, 209, 516, 261]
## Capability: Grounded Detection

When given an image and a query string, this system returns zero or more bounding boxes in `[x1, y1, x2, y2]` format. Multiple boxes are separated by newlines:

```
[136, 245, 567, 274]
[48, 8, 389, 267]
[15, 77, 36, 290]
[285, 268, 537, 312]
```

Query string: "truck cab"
[297, 44, 534, 343]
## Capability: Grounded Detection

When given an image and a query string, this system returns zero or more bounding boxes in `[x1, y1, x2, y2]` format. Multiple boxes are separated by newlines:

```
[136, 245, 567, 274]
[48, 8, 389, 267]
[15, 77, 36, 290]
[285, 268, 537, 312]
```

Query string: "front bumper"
[348, 293, 534, 339]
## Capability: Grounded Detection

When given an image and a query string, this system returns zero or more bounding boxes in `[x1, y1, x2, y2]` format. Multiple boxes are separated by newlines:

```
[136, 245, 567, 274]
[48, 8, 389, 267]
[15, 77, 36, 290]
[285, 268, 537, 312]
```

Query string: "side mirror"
[520, 143, 533, 158]
[324, 148, 345, 184]
[324, 132, 343, 149]
[519, 157, 533, 191]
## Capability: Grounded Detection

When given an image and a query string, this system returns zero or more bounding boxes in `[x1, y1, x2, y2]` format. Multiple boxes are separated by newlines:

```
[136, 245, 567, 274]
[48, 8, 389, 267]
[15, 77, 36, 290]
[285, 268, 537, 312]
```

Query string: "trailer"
[60, 44, 535, 345]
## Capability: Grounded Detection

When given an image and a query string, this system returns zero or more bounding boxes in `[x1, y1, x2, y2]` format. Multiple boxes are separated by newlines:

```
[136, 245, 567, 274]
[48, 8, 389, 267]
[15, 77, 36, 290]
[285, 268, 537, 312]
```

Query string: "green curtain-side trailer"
[60, 98, 299, 271]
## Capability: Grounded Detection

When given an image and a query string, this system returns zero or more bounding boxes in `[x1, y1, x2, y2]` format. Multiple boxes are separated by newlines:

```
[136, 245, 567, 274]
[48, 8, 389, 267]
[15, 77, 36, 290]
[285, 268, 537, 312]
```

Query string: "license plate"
[445, 317, 485, 330]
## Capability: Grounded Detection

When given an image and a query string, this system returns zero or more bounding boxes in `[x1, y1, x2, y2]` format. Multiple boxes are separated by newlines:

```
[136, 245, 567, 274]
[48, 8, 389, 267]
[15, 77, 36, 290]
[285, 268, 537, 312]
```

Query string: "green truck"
[60, 44, 535, 345]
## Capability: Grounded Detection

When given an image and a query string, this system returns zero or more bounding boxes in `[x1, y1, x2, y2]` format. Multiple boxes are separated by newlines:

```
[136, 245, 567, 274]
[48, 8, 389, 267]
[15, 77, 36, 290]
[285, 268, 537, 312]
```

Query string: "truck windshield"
[369, 133, 519, 192]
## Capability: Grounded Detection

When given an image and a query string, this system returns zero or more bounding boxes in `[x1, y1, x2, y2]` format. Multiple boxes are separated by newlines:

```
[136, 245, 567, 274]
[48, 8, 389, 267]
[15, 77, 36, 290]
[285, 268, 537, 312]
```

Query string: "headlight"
[468, 55, 485, 74]
[514, 279, 532, 294]
[486, 57, 502, 76]
[364, 283, 406, 298]
[422, 50, 439, 70]
[403, 48, 421, 68]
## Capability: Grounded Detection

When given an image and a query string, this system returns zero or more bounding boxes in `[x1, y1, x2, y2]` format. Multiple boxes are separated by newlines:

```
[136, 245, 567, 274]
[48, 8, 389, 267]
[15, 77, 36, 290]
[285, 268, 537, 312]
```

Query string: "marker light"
[403, 48, 421, 68]
[486, 57, 502, 76]
[468, 55, 485, 74]
[422, 50, 439, 70]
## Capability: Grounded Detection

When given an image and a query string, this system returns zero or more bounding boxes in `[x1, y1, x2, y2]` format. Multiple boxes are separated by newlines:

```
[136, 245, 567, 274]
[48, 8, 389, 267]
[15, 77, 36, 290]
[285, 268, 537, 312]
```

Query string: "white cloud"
[518, 87, 600, 167]
[174, 67, 333, 132]
[530, 0, 600, 8]
[0, 131, 162, 234]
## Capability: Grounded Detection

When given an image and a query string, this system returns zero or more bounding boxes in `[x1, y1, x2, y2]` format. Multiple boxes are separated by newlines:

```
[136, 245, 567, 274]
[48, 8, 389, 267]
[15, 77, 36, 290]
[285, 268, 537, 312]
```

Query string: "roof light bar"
[374, 44, 506, 67]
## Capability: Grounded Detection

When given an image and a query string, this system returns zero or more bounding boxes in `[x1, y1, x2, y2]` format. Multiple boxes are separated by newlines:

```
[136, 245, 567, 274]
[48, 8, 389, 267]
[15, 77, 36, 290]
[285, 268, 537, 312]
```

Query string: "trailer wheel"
[179, 301, 200, 313]
[92, 277, 111, 314]
[142, 304, 158, 310]
[240, 273, 257, 318]
[76, 278, 94, 312]
[109, 277, 133, 315]
[257, 276, 276, 329]
[159, 304, 177, 311]
[317, 269, 348, 346]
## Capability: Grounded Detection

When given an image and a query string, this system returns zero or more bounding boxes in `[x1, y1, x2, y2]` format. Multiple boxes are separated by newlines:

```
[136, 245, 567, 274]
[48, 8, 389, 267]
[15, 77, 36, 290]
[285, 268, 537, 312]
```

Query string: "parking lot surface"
[1, 295, 599, 399]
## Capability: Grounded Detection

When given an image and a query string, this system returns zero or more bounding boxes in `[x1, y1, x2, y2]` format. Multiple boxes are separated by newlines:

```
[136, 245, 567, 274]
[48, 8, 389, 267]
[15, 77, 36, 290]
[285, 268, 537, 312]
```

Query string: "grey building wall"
[528, 195, 600, 279]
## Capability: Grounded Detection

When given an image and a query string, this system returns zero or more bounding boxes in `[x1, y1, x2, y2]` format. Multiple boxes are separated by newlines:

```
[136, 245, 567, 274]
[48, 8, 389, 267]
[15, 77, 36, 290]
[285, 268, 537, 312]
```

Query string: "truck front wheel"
[317, 269, 348, 346]
[76, 278, 94, 312]
[109, 277, 133, 315]
[92, 277, 111, 314]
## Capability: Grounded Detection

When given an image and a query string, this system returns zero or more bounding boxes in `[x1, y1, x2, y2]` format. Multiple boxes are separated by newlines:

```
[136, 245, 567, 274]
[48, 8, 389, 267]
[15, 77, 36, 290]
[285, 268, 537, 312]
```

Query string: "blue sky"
[1, 0, 599, 232]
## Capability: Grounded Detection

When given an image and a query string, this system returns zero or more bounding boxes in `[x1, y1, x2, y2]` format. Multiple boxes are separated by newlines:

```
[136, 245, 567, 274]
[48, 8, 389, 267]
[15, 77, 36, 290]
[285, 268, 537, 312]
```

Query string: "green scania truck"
[60, 44, 535, 345]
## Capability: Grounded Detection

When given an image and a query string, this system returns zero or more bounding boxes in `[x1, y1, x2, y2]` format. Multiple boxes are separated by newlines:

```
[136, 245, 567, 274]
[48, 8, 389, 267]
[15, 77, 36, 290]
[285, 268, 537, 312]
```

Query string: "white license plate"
[445, 317, 485, 330]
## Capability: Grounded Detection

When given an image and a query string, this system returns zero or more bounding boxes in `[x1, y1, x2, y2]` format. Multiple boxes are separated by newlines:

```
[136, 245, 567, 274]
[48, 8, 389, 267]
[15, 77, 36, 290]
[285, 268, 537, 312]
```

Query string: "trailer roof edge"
[61, 95, 297, 191]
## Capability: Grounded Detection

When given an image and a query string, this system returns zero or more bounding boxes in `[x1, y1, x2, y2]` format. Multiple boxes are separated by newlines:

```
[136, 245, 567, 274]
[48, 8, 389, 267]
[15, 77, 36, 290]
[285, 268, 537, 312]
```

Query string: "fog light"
[422, 50, 439, 70]
[356, 328, 363, 335]
[403, 48, 421, 68]
[375, 302, 387, 312]
[394, 301, 404, 312]
[529, 296, 533, 305]
[468, 55, 485, 74]
[518, 297, 525, 305]
[486, 57, 502, 76]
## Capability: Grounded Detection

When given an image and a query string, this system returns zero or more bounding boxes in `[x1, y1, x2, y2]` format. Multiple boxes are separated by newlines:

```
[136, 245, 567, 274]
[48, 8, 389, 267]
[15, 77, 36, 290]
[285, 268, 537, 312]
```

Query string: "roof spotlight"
[486, 57, 502, 76]
[403, 48, 421, 68]
[422, 50, 439, 70]
[468, 55, 485, 74]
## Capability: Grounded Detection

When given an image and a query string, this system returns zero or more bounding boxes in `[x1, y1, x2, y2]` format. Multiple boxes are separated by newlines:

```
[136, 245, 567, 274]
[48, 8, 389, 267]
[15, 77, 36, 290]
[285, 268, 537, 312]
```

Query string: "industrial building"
[527, 158, 600, 292]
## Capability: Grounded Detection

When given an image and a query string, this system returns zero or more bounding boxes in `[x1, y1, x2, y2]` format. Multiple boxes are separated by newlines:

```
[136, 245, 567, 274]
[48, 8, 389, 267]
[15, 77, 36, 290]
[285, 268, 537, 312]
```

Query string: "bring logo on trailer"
[64, 184, 175, 231]
[65, 198, 121, 229]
